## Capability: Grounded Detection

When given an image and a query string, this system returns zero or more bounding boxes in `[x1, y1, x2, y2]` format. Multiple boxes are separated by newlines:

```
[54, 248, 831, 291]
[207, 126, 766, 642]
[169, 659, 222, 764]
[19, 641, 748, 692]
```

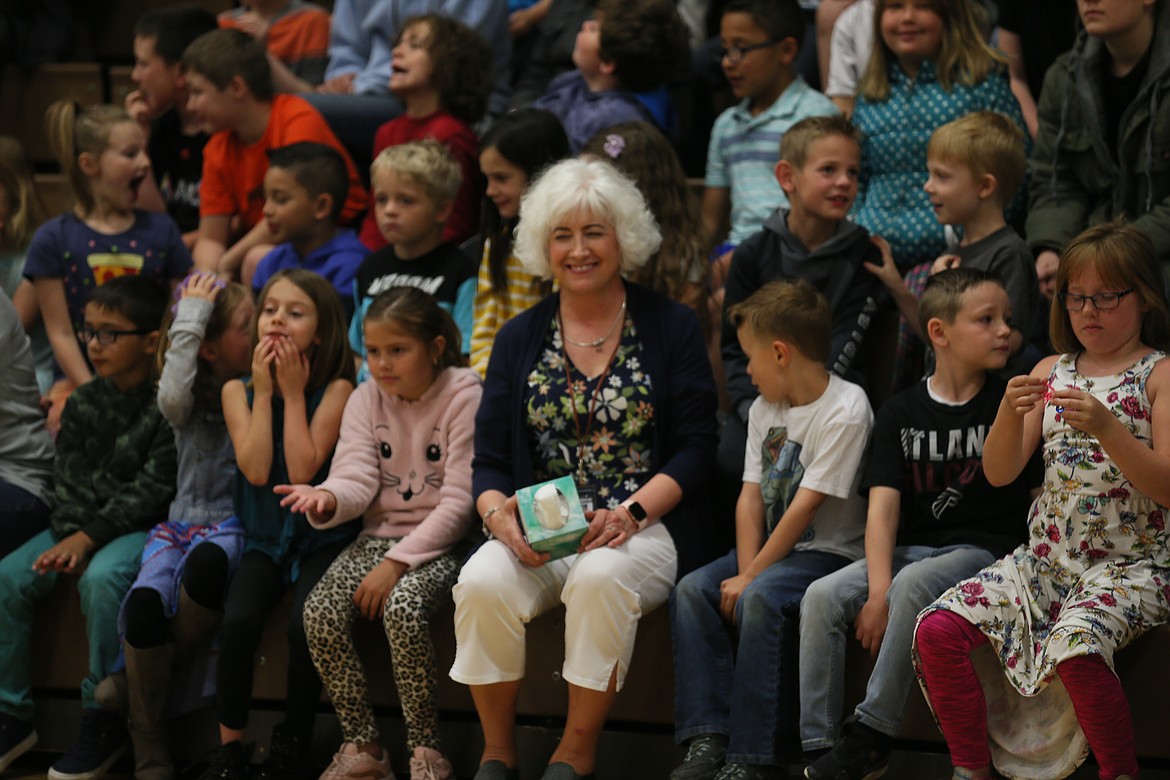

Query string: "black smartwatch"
[621, 500, 648, 531]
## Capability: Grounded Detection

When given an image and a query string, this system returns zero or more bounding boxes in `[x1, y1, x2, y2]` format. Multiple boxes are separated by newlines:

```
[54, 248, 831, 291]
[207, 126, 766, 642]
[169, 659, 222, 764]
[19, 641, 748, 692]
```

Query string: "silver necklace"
[561, 299, 627, 353]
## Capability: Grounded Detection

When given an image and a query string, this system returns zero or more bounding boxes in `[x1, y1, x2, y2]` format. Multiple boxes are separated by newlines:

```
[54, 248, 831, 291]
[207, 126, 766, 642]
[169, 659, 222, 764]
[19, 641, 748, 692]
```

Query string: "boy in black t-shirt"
[798, 269, 1041, 780]
[127, 5, 219, 240]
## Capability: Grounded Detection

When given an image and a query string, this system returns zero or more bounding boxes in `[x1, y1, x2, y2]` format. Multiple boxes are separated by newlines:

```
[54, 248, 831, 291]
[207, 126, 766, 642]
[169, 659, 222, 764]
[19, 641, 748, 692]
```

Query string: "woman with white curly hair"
[450, 157, 719, 780]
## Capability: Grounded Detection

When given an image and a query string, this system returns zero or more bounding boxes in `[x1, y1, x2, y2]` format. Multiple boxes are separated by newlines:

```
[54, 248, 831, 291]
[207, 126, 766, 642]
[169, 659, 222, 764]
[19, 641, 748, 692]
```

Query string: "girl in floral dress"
[914, 223, 1170, 780]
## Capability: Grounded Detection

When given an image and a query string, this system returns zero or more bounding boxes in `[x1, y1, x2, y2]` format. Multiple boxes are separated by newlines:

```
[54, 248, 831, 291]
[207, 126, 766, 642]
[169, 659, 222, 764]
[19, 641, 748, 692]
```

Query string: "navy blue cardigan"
[472, 281, 720, 579]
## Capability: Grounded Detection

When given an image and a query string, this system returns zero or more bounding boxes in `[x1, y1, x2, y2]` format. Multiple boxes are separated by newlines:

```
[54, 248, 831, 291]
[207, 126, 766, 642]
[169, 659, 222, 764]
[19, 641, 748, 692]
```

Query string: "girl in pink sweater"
[276, 286, 482, 780]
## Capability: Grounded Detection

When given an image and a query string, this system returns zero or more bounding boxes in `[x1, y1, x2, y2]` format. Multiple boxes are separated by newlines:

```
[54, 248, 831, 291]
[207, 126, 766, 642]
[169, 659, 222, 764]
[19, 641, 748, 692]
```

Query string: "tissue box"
[515, 475, 590, 560]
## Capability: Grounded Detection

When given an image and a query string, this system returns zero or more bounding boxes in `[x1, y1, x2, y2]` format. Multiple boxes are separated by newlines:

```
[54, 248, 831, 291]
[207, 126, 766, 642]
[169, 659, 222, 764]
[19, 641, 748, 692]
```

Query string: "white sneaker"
[409, 747, 453, 780]
[320, 743, 394, 780]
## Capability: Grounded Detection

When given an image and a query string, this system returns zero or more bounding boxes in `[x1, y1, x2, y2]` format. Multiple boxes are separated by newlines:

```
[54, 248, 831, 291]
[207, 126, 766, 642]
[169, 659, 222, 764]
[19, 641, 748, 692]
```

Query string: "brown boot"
[169, 586, 223, 654]
[125, 643, 175, 780]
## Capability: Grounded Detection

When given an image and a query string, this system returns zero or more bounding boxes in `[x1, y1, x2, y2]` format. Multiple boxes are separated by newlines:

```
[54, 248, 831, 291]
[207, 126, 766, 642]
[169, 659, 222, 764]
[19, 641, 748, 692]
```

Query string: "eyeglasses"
[713, 39, 780, 65]
[76, 326, 152, 345]
[1059, 289, 1134, 311]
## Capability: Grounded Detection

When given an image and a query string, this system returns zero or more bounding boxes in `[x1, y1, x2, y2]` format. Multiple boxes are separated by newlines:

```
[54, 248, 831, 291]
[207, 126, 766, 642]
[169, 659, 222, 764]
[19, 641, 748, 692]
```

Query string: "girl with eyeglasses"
[915, 223, 1170, 780]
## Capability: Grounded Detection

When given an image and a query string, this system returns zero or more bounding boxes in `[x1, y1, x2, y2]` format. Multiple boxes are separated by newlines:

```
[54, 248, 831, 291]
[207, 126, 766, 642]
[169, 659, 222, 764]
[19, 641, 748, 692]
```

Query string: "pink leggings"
[916, 609, 1138, 780]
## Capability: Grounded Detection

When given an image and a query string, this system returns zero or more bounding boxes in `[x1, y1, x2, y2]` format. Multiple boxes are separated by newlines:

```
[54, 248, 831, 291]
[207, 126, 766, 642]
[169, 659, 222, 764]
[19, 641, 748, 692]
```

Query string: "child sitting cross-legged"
[799, 268, 1039, 780]
[670, 279, 873, 780]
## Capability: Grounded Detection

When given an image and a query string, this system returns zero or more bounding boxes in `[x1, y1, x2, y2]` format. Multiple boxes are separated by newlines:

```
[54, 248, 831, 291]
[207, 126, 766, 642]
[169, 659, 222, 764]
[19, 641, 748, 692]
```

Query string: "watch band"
[621, 499, 648, 531]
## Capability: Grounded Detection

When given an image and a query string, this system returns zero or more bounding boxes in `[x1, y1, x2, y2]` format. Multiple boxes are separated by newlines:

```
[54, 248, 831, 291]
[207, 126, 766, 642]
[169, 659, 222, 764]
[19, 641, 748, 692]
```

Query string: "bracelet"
[481, 504, 504, 540]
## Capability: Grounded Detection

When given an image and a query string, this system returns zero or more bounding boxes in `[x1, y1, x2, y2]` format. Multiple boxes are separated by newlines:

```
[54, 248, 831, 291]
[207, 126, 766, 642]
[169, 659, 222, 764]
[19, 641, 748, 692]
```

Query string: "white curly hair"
[513, 157, 662, 279]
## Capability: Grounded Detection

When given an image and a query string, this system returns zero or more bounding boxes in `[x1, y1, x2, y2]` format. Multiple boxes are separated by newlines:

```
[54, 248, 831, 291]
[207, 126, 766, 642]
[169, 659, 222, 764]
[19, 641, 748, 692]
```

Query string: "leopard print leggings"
[303, 534, 460, 748]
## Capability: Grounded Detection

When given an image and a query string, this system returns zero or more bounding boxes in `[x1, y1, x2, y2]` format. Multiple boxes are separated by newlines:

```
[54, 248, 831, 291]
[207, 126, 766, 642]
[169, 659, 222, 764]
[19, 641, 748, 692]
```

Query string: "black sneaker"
[0, 712, 37, 772]
[195, 740, 252, 780]
[672, 734, 729, 780]
[254, 723, 314, 780]
[48, 708, 127, 780]
[803, 721, 889, 780]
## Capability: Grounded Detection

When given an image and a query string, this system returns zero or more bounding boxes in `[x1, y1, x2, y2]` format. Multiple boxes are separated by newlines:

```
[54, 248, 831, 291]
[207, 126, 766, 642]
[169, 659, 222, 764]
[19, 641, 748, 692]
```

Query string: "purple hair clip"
[170, 273, 226, 315]
[603, 133, 625, 159]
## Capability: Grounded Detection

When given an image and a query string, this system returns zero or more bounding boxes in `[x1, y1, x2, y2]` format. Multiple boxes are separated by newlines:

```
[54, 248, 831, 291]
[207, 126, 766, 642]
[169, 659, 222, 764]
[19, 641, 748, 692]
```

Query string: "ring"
[605, 524, 620, 533]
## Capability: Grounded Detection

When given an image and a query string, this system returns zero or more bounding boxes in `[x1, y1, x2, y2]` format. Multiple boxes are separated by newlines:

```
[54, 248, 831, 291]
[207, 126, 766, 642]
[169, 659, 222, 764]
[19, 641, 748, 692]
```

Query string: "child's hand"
[124, 89, 151, 129]
[1036, 249, 1060, 301]
[272, 338, 310, 396]
[854, 596, 890, 657]
[931, 254, 961, 275]
[719, 572, 754, 625]
[353, 558, 406, 621]
[863, 236, 905, 292]
[251, 339, 276, 397]
[317, 73, 356, 95]
[1051, 388, 1118, 439]
[274, 484, 337, 522]
[1003, 375, 1046, 417]
[181, 272, 222, 303]
[32, 531, 96, 575]
[711, 249, 734, 291]
[233, 11, 271, 42]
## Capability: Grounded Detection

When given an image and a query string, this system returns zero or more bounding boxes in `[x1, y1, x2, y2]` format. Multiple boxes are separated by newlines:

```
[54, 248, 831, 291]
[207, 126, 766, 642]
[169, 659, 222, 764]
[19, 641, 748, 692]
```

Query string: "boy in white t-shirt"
[669, 278, 873, 780]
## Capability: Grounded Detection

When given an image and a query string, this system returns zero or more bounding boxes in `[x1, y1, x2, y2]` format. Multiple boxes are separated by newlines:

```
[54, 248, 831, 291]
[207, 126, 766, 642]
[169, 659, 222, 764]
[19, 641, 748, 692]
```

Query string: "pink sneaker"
[409, 746, 453, 780]
[319, 743, 394, 780]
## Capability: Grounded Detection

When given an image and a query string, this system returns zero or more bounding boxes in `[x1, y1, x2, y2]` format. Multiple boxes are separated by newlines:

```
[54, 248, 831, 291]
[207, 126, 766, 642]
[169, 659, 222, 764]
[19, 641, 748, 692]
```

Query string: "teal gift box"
[516, 475, 589, 560]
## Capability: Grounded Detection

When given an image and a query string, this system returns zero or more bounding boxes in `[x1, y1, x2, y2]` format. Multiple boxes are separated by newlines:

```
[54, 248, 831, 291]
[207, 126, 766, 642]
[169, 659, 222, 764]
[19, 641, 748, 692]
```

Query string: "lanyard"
[559, 311, 622, 486]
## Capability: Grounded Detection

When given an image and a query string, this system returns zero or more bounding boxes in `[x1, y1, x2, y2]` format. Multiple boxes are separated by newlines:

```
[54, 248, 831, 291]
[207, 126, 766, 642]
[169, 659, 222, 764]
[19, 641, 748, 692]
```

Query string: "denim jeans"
[798, 544, 995, 750]
[0, 528, 146, 720]
[671, 547, 852, 766]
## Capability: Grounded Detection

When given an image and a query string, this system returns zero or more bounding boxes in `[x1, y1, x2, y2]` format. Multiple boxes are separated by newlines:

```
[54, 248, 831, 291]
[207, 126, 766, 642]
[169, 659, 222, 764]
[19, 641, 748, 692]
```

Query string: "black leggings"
[123, 542, 231, 649]
[210, 544, 347, 734]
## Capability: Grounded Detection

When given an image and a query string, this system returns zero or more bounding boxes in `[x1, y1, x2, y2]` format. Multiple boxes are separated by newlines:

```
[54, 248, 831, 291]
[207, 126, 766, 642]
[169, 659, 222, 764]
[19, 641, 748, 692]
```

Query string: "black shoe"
[196, 740, 252, 780]
[48, 708, 127, 780]
[0, 712, 36, 772]
[671, 733, 728, 780]
[803, 721, 889, 780]
[254, 723, 314, 780]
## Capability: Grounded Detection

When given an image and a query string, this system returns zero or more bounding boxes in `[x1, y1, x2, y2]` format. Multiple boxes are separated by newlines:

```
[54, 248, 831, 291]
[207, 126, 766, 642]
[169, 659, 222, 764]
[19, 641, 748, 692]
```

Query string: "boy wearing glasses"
[0, 275, 176, 778]
[701, 0, 837, 267]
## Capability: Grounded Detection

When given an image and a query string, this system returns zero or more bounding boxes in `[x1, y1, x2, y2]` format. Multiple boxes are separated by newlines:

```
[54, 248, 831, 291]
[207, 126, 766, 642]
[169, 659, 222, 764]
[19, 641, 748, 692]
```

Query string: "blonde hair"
[858, 0, 1005, 101]
[0, 136, 47, 252]
[45, 101, 136, 217]
[727, 279, 831, 363]
[1050, 223, 1170, 355]
[369, 139, 461, 206]
[779, 114, 863, 169]
[927, 111, 1026, 205]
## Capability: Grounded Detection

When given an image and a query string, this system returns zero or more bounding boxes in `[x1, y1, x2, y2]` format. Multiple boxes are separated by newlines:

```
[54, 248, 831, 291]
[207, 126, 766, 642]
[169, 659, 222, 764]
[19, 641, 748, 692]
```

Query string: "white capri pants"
[449, 522, 677, 692]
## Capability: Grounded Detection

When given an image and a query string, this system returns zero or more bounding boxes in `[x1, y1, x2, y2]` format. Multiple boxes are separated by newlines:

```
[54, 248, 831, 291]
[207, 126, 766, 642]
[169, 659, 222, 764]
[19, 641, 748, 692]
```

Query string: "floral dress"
[915, 351, 1170, 779]
[523, 315, 655, 509]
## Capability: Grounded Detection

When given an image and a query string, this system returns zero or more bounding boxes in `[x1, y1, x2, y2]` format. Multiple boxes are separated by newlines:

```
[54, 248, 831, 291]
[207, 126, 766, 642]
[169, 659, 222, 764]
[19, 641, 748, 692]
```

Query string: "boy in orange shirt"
[183, 28, 367, 281]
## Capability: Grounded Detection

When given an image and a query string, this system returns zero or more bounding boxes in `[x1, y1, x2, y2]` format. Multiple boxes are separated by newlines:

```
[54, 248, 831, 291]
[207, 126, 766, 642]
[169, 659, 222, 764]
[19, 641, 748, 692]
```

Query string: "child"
[192, 268, 356, 780]
[702, 0, 837, 265]
[182, 28, 367, 279]
[915, 223, 1170, 780]
[0, 276, 175, 779]
[851, 0, 1025, 271]
[352, 140, 475, 373]
[117, 272, 254, 780]
[127, 4, 220, 239]
[868, 110, 1039, 377]
[469, 108, 569, 377]
[670, 279, 872, 780]
[1028, 0, 1170, 275]
[357, 13, 493, 252]
[279, 287, 482, 780]
[533, 0, 691, 153]
[0, 288, 53, 561]
[582, 121, 711, 331]
[218, 0, 331, 92]
[26, 102, 192, 392]
[799, 269, 1038, 780]
[252, 142, 369, 305]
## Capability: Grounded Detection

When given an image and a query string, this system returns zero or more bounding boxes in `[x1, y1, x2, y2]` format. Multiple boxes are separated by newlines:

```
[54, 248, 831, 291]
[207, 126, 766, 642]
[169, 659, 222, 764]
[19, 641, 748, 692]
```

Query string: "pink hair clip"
[603, 134, 625, 159]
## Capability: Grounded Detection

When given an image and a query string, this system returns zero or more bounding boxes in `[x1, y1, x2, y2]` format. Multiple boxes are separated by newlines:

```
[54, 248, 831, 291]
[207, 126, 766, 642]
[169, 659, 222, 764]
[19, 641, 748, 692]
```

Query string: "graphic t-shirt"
[149, 108, 208, 234]
[23, 211, 191, 327]
[862, 377, 1039, 556]
[743, 374, 872, 561]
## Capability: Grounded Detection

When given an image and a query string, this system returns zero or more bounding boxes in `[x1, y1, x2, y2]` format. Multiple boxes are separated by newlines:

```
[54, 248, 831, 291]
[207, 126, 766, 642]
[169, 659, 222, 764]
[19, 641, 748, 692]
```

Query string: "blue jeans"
[798, 544, 996, 750]
[671, 548, 852, 766]
[0, 528, 146, 720]
[0, 480, 50, 561]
